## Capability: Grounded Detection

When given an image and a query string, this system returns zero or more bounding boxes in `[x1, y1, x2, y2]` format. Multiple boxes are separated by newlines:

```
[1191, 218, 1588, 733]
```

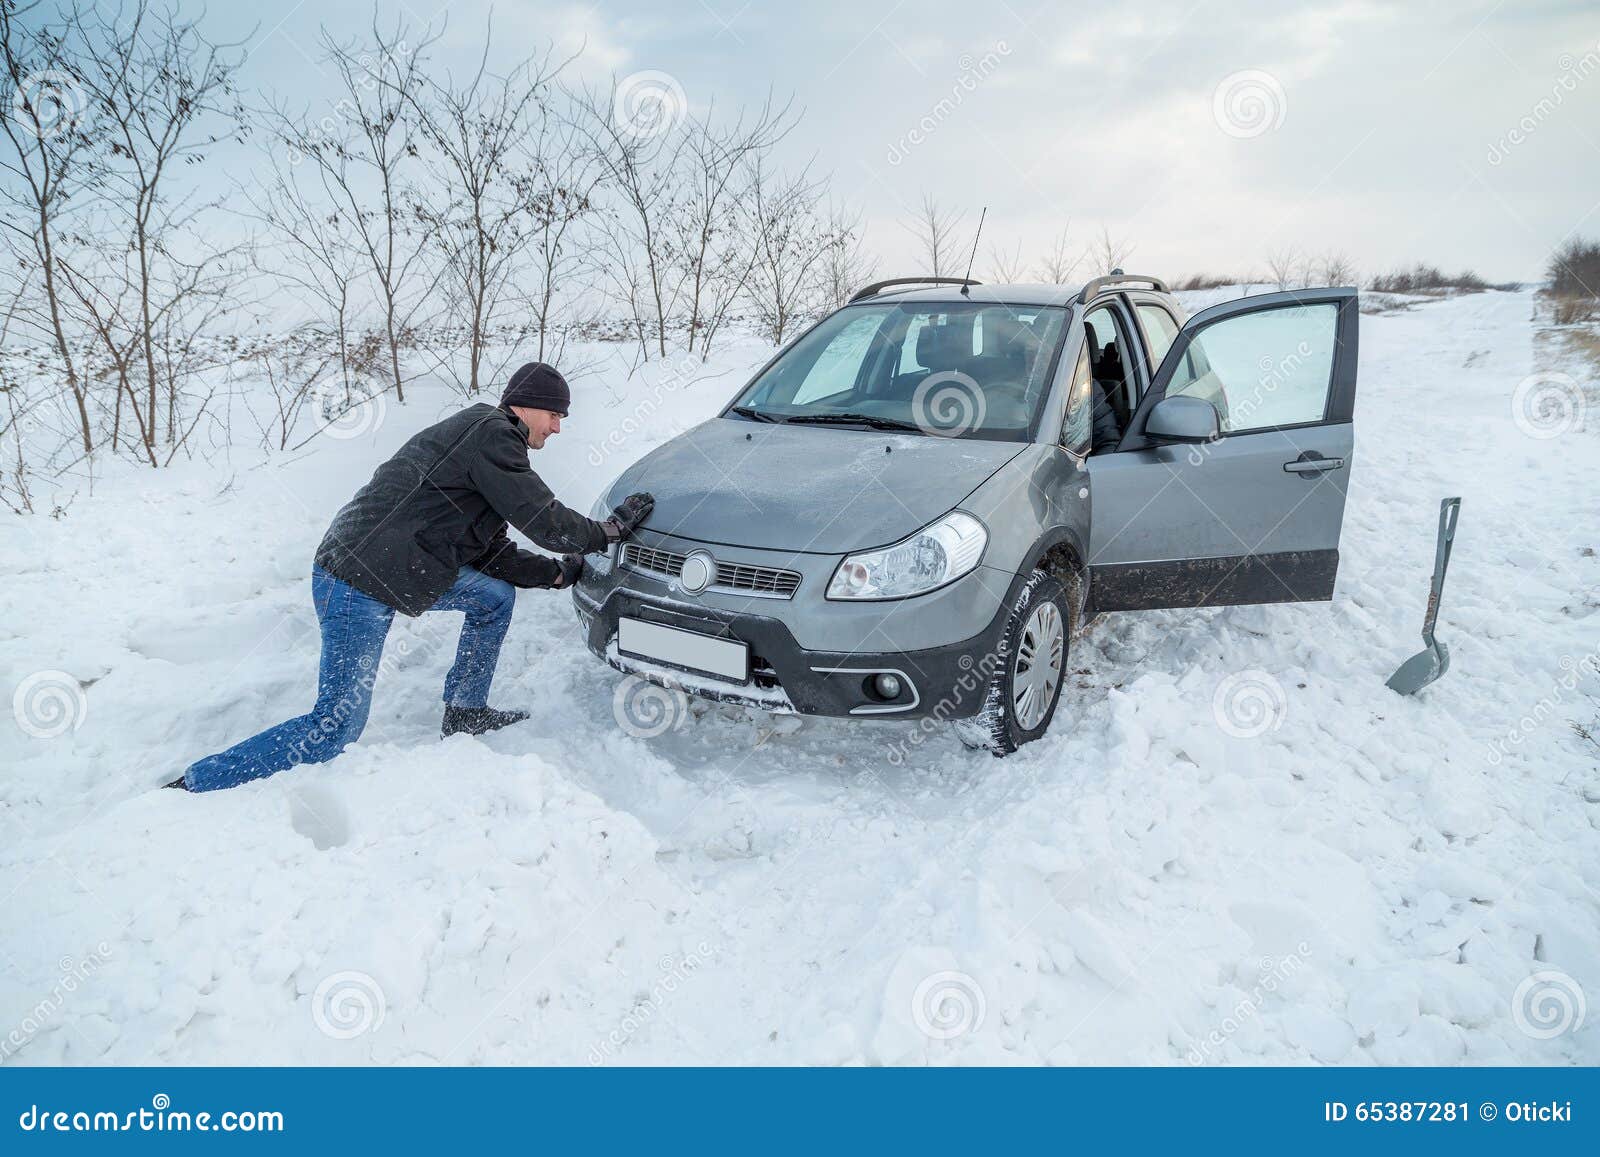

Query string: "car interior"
[1083, 307, 1139, 443]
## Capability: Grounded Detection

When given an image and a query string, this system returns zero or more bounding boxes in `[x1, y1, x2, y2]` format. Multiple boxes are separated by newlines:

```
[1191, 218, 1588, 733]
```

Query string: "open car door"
[1085, 288, 1359, 610]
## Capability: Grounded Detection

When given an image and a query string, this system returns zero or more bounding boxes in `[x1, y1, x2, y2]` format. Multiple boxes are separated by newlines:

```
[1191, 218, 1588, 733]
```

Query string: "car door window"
[1059, 346, 1094, 455]
[1136, 304, 1179, 370]
[1162, 303, 1338, 433]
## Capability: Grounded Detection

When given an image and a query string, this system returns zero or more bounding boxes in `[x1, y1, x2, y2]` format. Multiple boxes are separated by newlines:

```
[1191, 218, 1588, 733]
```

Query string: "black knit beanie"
[500, 362, 571, 417]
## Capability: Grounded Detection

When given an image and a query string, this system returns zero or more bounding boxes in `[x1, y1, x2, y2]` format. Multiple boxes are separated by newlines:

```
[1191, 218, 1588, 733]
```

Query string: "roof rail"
[1076, 272, 1169, 303]
[849, 276, 982, 303]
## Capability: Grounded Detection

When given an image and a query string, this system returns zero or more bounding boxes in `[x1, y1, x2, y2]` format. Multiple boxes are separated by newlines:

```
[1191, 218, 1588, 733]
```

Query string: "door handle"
[1283, 455, 1344, 475]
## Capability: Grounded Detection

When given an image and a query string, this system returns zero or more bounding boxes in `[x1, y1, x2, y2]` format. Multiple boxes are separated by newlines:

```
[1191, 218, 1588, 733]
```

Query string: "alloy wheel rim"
[1012, 600, 1064, 731]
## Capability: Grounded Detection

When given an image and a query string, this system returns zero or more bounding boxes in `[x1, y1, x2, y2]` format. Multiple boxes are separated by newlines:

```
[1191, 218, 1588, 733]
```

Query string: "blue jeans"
[184, 565, 516, 792]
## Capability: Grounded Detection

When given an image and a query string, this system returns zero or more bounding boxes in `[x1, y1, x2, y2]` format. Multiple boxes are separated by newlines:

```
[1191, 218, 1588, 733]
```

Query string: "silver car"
[574, 274, 1359, 753]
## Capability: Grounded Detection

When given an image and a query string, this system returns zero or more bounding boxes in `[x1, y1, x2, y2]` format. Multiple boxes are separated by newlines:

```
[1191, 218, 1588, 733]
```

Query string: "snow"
[2, 290, 1597, 1066]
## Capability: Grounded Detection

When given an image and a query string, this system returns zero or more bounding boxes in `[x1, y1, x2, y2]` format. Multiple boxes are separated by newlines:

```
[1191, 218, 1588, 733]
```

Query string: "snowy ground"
[2, 290, 1597, 1066]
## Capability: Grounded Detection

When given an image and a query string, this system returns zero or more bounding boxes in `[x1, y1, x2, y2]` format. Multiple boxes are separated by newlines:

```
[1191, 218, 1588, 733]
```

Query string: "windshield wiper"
[782, 412, 928, 433]
[729, 405, 785, 423]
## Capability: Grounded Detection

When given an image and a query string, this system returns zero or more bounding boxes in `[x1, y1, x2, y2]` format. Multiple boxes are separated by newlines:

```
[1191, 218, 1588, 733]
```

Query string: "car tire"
[958, 569, 1072, 756]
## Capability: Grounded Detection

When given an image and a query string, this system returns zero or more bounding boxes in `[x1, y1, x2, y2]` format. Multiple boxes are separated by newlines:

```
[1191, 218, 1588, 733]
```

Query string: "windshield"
[728, 301, 1069, 441]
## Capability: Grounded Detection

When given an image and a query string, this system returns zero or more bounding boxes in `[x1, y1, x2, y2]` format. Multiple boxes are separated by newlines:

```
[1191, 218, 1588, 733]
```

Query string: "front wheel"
[959, 570, 1071, 756]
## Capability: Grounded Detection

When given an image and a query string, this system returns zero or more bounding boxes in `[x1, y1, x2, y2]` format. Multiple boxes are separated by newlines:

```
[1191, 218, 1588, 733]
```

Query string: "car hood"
[605, 417, 1026, 554]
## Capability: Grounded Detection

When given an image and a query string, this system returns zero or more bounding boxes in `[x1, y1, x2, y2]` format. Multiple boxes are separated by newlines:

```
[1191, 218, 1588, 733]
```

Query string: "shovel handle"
[1422, 497, 1461, 638]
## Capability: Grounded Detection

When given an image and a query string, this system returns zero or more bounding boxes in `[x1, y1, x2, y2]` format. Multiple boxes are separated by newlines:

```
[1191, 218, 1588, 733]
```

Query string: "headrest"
[916, 320, 972, 368]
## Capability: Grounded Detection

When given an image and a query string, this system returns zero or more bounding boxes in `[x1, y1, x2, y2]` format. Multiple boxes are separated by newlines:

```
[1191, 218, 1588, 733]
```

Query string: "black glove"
[555, 553, 584, 588]
[603, 491, 655, 542]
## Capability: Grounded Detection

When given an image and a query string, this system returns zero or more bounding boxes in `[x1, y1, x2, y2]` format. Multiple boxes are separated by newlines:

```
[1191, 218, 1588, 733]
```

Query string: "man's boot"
[442, 705, 530, 738]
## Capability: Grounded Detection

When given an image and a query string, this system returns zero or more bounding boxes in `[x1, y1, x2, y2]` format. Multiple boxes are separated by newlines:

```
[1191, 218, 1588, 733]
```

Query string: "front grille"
[623, 543, 686, 579]
[621, 543, 801, 599]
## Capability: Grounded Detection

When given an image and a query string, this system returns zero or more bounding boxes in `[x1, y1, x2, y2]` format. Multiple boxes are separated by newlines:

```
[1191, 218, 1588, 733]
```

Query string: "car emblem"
[678, 550, 716, 595]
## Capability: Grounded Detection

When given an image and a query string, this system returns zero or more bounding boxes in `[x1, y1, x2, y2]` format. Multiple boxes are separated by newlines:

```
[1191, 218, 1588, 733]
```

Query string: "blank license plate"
[618, 617, 749, 683]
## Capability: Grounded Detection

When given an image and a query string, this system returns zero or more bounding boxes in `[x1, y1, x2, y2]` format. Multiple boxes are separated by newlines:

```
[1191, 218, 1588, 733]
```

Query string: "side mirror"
[1144, 395, 1220, 443]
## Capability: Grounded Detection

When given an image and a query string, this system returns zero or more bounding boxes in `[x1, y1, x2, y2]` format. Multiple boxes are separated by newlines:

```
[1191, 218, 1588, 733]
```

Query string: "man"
[173, 362, 654, 793]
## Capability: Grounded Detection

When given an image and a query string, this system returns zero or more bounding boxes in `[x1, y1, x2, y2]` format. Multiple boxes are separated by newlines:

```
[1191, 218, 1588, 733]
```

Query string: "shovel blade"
[1386, 640, 1449, 695]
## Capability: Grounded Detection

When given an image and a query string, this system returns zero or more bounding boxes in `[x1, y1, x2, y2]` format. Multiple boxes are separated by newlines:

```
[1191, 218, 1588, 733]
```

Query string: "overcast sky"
[211, 0, 1600, 283]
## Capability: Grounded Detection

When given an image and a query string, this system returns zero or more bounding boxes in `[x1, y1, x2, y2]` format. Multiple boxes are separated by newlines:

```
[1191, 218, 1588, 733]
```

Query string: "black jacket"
[315, 404, 610, 615]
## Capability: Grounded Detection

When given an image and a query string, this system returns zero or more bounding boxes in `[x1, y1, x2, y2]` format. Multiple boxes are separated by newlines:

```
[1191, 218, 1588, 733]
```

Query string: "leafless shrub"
[818, 201, 878, 311]
[1546, 236, 1600, 324]
[1172, 272, 1245, 291]
[1368, 263, 1489, 294]
[1313, 251, 1355, 287]
[1264, 246, 1302, 291]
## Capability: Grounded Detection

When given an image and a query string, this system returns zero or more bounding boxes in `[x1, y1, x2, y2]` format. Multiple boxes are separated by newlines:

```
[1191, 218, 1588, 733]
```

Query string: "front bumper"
[572, 571, 1014, 721]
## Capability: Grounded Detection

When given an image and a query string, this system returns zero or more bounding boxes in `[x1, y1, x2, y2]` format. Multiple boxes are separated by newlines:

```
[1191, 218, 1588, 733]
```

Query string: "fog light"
[873, 673, 902, 700]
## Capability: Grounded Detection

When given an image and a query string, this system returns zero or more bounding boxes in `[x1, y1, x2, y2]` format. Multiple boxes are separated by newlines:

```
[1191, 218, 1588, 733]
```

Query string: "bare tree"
[1265, 245, 1301, 291]
[904, 194, 965, 277]
[275, 16, 441, 403]
[244, 158, 364, 404]
[0, 0, 100, 453]
[1035, 224, 1079, 284]
[574, 79, 688, 360]
[1090, 226, 1133, 275]
[409, 32, 566, 394]
[1316, 250, 1357, 287]
[514, 96, 601, 362]
[742, 157, 834, 345]
[71, 0, 247, 462]
[987, 240, 1027, 284]
[818, 200, 877, 310]
[672, 95, 793, 354]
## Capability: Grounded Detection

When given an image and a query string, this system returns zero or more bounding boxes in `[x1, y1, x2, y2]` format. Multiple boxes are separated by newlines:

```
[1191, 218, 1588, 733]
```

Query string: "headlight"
[826, 511, 987, 600]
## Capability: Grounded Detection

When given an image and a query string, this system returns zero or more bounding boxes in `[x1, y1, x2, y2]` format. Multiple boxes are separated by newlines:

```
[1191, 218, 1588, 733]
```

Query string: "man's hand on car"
[603, 492, 655, 543]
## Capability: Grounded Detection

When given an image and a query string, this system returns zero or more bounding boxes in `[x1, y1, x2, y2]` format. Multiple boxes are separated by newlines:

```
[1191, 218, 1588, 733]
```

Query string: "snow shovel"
[1387, 497, 1461, 695]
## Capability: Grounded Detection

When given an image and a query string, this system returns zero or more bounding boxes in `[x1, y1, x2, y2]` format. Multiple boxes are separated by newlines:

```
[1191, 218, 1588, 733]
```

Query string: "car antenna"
[960, 207, 986, 296]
